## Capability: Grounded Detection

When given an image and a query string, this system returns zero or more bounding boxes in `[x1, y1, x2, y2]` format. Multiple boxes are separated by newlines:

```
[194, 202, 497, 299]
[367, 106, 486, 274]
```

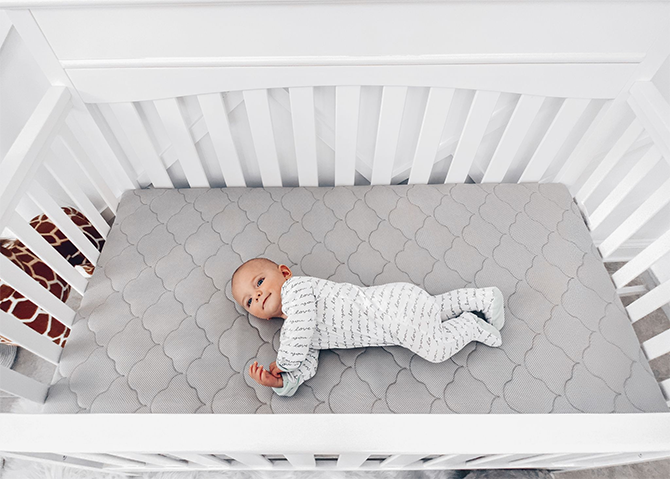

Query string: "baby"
[231, 258, 504, 397]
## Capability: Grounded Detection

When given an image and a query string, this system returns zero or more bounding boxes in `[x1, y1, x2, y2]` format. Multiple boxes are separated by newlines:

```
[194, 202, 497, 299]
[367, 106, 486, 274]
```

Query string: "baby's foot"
[464, 312, 502, 347]
[483, 287, 505, 330]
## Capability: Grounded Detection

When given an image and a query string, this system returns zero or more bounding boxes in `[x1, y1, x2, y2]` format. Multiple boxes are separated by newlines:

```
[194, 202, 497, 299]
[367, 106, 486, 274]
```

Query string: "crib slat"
[660, 378, 670, 402]
[284, 453, 316, 469]
[197, 93, 246, 187]
[0, 310, 62, 365]
[44, 158, 111, 239]
[563, 452, 625, 467]
[628, 281, 670, 325]
[136, 101, 178, 171]
[508, 453, 574, 467]
[627, 81, 670, 162]
[482, 95, 544, 183]
[0, 11, 11, 49]
[114, 452, 185, 468]
[92, 103, 143, 189]
[6, 212, 87, 295]
[446, 90, 499, 183]
[170, 453, 230, 468]
[0, 255, 76, 328]
[0, 87, 71, 234]
[243, 89, 283, 187]
[335, 86, 361, 186]
[589, 145, 662, 230]
[379, 454, 426, 468]
[107, 102, 174, 188]
[189, 114, 208, 144]
[422, 454, 480, 468]
[612, 229, 670, 288]
[409, 87, 454, 185]
[58, 123, 118, 214]
[154, 98, 210, 188]
[371, 86, 408, 185]
[289, 87, 319, 187]
[465, 454, 519, 467]
[598, 177, 670, 259]
[0, 452, 107, 473]
[519, 98, 590, 183]
[0, 363, 49, 403]
[67, 102, 138, 195]
[575, 120, 644, 204]
[617, 285, 648, 297]
[336, 453, 370, 469]
[66, 453, 144, 469]
[420, 454, 459, 467]
[571, 451, 670, 471]
[27, 182, 100, 265]
[555, 101, 612, 187]
[226, 453, 273, 468]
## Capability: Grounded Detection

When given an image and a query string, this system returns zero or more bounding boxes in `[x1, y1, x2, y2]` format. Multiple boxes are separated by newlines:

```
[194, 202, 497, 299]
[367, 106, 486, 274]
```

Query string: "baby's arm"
[272, 347, 320, 397]
[275, 277, 317, 371]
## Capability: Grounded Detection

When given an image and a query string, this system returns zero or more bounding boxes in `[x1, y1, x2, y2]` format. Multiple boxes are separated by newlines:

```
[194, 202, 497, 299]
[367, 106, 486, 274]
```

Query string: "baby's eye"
[257, 278, 264, 287]
[246, 298, 252, 308]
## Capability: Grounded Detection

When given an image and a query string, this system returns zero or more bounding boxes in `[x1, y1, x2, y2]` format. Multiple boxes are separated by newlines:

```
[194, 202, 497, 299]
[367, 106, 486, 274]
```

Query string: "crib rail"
[2, 414, 670, 475]
[0, 86, 119, 402]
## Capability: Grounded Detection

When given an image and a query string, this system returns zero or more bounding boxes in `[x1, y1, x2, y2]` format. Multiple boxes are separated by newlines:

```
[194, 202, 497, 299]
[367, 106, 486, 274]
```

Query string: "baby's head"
[231, 258, 292, 320]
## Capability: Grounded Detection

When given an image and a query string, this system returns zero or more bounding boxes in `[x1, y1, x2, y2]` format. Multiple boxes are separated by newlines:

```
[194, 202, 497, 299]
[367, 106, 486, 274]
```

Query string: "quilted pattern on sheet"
[43, 184, 668, 413]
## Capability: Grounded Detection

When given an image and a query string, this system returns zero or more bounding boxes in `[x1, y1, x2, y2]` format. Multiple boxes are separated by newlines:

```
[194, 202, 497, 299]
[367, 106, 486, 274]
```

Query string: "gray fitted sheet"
[44, 184, 668, 413]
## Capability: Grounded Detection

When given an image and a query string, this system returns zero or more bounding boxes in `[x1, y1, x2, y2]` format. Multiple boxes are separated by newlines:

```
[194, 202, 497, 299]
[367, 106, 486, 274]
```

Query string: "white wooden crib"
[1, 0, 670, 475]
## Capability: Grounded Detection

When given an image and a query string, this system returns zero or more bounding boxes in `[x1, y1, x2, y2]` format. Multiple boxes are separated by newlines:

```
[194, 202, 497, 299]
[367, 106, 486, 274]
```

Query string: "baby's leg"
[400, 312, 502, 363]
[436, 287, 504, 329]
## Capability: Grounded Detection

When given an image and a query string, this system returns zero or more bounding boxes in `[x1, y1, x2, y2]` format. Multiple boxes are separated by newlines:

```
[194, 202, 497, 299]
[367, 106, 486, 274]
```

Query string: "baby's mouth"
[263, 294, 270, 309]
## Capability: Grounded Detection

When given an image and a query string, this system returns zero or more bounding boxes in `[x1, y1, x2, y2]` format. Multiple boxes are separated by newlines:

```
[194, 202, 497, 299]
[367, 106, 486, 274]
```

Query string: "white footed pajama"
[272, 276, 503, 396]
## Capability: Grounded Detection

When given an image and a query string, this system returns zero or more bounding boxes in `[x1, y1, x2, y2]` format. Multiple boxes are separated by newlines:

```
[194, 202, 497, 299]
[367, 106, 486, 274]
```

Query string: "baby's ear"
[279, 264, 292, 279]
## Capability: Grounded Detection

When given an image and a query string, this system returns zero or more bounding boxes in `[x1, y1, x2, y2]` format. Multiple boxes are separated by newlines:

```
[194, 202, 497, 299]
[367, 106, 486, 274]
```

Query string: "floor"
[1, 263, 669, 478]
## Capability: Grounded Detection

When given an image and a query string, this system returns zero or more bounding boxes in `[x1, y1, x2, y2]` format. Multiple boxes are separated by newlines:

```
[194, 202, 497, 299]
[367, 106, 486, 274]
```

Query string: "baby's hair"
[231, 257, 278, 293]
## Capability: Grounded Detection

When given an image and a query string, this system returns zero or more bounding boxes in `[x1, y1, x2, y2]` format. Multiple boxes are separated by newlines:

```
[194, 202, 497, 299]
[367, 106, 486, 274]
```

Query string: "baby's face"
[232, 262, 292, 320]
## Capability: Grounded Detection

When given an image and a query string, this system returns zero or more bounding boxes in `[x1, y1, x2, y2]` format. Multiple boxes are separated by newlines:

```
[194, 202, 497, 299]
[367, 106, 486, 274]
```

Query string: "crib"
[1, 0, 670, 475]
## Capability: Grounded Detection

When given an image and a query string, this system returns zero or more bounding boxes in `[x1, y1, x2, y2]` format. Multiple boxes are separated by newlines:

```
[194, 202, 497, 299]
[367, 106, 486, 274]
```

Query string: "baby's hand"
[268, 361, 283, 378]
[249, 361, 283, 388]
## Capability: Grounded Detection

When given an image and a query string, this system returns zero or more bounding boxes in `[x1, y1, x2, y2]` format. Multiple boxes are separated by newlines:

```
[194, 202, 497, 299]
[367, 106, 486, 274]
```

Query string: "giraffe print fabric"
[0, 208, 105, 347]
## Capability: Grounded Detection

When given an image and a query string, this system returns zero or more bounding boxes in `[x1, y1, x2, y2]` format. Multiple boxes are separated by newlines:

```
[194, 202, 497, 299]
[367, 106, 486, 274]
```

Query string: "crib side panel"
[2, 414, 670, 474]
[0, 85, 122, 402]
[576, 80, 670, 405]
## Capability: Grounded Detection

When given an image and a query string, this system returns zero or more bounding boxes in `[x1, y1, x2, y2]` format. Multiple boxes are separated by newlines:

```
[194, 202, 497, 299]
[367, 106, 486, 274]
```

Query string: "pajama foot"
[463, 312, 502, 347]
[438, 287, 502, 326]
[487, 287, 505, 330]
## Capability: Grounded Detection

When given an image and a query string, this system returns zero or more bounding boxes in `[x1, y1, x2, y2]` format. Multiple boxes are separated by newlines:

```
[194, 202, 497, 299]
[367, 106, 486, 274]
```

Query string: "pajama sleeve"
[275, 276, 318, 372]
[272, 347, 320, 397]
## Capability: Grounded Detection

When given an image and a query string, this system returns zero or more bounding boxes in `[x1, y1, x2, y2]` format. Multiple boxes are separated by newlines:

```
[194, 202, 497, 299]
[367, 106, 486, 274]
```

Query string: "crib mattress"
[44, 184, 667, 413]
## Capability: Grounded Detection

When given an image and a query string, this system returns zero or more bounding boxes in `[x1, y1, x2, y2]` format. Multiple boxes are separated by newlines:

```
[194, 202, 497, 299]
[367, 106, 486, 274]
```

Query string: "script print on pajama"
[272, 276, 500, 396]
